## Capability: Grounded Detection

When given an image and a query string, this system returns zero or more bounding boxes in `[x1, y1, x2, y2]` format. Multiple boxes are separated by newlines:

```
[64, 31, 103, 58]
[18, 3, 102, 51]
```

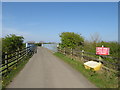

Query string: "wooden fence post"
[70, 48, 74, 60]
[19, 49, 21, 61]
[71, 48, 73, 56]
[99, 56, 102, 60]
[5, 52, 8, 75]
[64, 47, 66, 55]
[16, 51, 18, 67]
[59, 47, 61, 53]
[81, 50, 84, 61]
[58, 47, 59, 52]
[98, 45, 104, 62]
[98, 56, 103, 61]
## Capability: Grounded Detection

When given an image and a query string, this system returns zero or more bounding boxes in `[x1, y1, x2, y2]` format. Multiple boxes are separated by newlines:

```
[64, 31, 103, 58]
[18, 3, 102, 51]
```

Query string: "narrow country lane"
[7, 47, 97, 88]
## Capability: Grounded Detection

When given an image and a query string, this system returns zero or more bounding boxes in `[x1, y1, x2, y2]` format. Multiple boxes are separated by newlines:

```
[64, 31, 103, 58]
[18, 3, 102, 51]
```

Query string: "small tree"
[59, 32, 84, 49]
[90, 32, 101, 43]
[2, 34, 24, 53]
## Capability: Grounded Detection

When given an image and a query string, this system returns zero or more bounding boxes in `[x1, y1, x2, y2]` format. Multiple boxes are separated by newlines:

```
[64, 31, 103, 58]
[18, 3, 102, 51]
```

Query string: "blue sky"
[2, 2, 118, 43]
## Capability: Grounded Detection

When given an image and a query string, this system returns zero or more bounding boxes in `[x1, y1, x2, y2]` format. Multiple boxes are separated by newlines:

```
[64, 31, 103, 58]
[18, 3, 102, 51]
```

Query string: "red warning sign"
[96, 47, 110, 55]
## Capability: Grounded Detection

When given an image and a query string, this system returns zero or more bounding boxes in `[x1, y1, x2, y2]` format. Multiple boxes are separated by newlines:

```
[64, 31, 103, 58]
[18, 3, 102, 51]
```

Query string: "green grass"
[54, 52, 118, 88]
[1, 55, 32, 89]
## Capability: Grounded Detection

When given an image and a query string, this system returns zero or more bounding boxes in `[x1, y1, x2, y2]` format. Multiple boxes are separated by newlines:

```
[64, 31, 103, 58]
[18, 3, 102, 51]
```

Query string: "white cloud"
[3, 28, 29, 36]
[2, 27, 60, 43]
[2, 28, 40, 42]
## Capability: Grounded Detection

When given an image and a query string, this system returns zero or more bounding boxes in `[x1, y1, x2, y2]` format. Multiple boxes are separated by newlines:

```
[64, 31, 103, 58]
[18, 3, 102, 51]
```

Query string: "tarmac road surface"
[7, 47, 97, 88]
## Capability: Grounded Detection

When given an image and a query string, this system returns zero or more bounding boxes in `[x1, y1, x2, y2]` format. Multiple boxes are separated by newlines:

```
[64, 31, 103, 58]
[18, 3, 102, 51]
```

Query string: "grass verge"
[54, 52, 118, 88]
[2, 55, 32, 89]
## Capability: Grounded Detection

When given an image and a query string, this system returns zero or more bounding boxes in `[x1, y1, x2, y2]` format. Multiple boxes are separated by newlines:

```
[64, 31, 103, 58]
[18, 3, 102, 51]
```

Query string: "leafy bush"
[59, 32, 84, 49]
[2, 34, 24, 53]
